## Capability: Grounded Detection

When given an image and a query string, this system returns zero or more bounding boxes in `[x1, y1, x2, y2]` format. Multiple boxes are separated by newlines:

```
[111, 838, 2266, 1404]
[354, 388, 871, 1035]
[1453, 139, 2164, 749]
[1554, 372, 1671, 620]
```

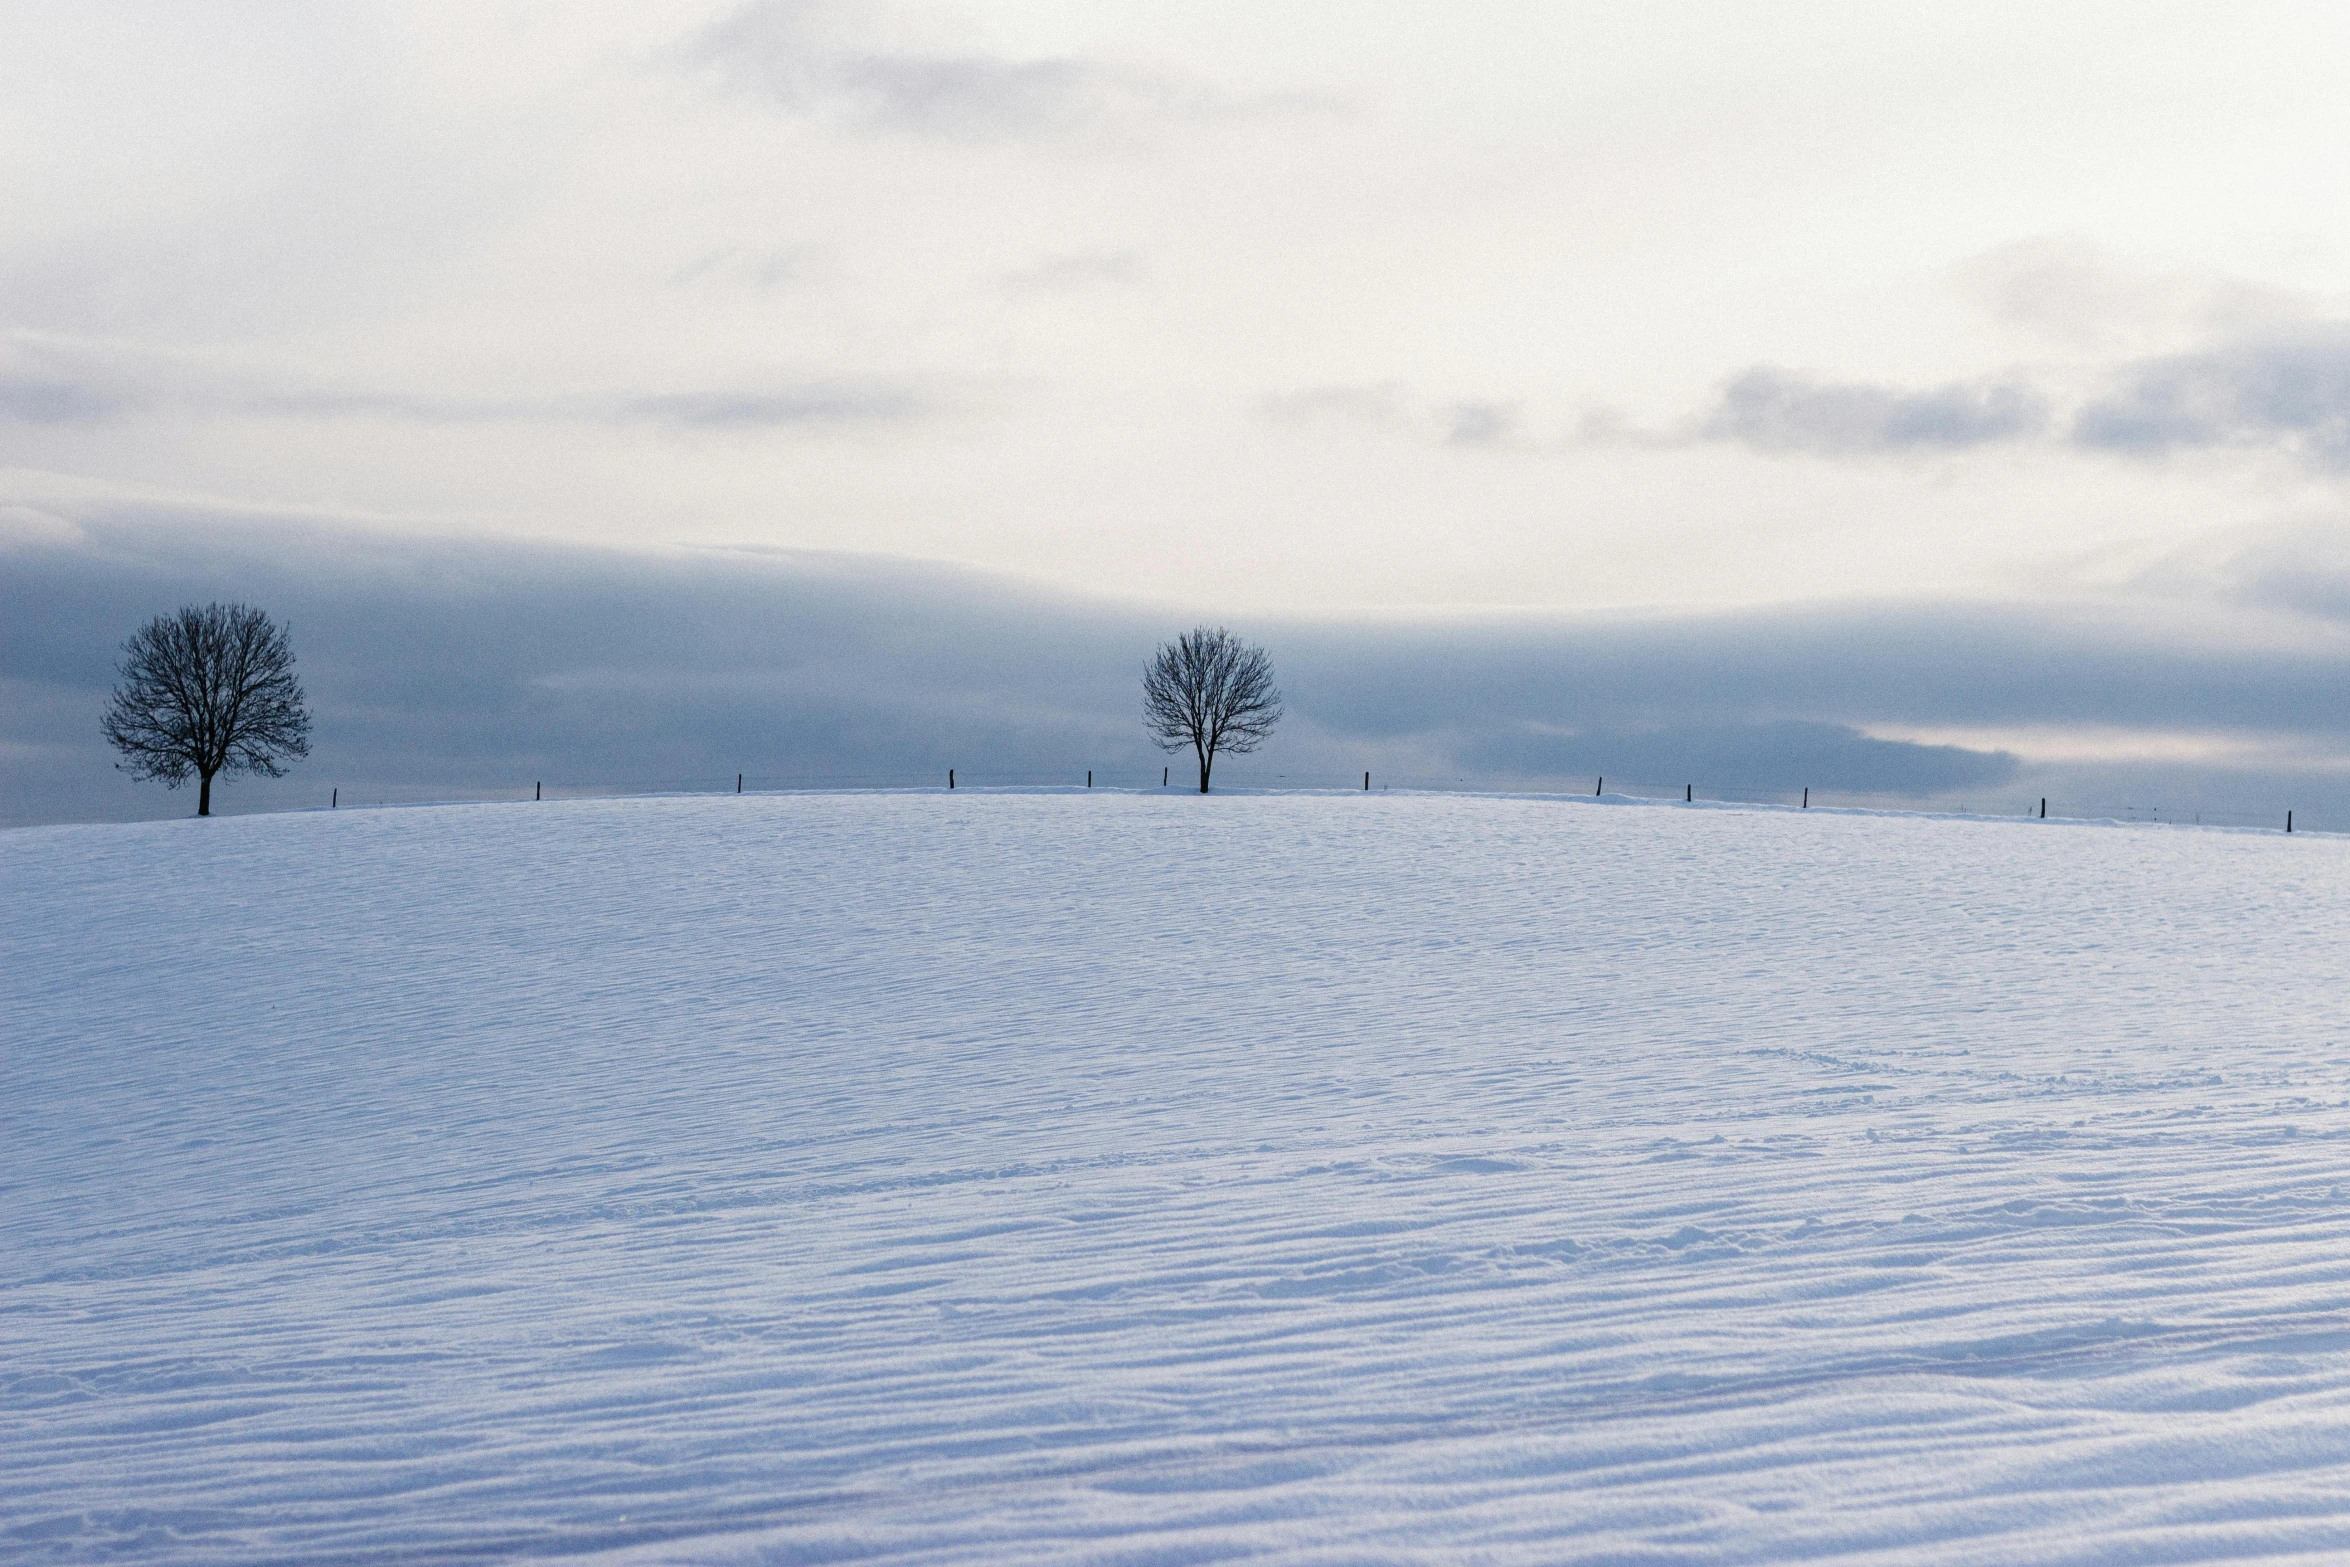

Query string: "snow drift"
[8, 790, 2350, 1564]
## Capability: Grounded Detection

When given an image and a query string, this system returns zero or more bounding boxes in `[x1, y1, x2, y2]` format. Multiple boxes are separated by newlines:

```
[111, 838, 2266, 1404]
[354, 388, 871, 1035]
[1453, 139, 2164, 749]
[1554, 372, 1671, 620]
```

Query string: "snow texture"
[9, 789, 2350, 1564]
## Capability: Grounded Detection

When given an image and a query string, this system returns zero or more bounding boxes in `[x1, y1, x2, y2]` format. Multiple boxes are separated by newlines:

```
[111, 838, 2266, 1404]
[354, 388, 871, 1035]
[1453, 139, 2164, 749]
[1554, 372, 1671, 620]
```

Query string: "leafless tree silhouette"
[1142, 626, 1281, 793]
[103, 603, 312, 816]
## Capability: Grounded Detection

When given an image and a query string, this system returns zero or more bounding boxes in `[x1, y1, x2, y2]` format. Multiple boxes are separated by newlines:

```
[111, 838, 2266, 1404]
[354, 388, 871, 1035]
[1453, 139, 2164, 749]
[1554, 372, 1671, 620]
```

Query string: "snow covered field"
[10, 790, 2350, 1565]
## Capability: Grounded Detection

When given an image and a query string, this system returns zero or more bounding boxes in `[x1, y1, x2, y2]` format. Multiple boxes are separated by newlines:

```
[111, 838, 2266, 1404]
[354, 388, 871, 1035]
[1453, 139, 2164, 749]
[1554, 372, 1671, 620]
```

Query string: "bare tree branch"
[102, 603, 312, 816]
[1142, 626, 1281, 792]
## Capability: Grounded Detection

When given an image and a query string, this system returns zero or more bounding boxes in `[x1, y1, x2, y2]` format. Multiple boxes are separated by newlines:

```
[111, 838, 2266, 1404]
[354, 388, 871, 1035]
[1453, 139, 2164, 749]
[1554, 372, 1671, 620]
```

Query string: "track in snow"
[9, 790, 2350, 1564]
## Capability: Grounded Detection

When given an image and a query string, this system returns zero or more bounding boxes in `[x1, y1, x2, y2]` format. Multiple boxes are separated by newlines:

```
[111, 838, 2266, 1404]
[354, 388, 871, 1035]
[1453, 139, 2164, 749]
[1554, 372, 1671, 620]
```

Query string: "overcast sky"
[9, 3, 2350, 821]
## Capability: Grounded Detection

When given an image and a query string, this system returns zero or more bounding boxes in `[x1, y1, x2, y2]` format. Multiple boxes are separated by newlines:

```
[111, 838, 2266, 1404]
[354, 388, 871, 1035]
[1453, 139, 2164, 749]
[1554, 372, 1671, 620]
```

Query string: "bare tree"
[103, 603, 312, 816]
[1142, 626, 1282, 793]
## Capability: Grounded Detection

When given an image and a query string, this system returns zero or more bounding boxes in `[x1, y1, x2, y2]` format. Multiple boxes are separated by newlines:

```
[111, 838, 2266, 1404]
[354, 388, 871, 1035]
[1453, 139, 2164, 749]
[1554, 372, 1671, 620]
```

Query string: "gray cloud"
[1704, 367, 2050, 455]
[1256, 385, 1536, 450]
[1254, 384, 1408, 429]
[0, 374, 137, 424]
[1698, 319, 2350, 475]
[0, 338, 152, 424]
[2135, 519, 2350, 628]
[251, 385, 924, 429]
[17, 513, 2350, 828]
[836, 54, 1103, 140]
[1444, 402, 1517, 447]
[0, 337, 926, 431]
[1274, 601, 2350, 748]
[668, 247, 823, 291]
[616, 387, 923, 429]
[1263, 371, 2050, 459]
[689, 0, 1247, 143]
[1462, 720, 2013, 796]
[1267, 306, 2350, 475]
[2074, 327, 2350, 465]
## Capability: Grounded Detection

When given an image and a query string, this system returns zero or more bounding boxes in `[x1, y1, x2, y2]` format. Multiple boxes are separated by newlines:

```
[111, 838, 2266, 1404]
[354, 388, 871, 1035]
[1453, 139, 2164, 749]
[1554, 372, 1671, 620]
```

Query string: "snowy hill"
[10, 790, 2350, 1564]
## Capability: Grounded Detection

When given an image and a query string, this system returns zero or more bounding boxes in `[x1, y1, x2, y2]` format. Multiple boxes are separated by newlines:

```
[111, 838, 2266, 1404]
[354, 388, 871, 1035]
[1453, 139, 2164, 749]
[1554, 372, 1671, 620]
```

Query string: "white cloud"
[1955, 238, 2320, 357]
[0, 504, 82, 550]
[9, 5, 2350, 619]
[999, 251, 1144, 296]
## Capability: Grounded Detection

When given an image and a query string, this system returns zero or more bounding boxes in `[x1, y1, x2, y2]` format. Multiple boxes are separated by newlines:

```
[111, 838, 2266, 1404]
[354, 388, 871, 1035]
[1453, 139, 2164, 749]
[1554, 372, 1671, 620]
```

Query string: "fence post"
[1163, 767, 1168, 788]
[1364, 771, 1370, 791]
[949, 768, 955, 790]
[1087, 770, 1092, 788]
[1803, 787, 1808, 809]
[1596, 777, 1602, 797]
[332, 788, 337, 809]
[2040, 797, 2046, 819]
[536, 781, 541, 801]
[737, 773, 743, 793]
[1686, 784, 1692, 802]
[2288, 810, 2294, 834]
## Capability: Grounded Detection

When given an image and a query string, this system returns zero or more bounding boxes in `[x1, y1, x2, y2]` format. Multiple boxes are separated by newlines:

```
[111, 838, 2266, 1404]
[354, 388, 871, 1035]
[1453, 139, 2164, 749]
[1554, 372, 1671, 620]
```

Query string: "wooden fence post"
[535, 781, 541, 801]
[949, 768, 955, 790]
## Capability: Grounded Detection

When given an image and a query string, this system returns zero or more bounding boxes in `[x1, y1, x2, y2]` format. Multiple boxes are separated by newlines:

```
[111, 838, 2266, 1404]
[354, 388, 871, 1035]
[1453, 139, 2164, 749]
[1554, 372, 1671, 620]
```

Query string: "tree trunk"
[1197, 742, 1212, 793]
[198, 769, 214, 816]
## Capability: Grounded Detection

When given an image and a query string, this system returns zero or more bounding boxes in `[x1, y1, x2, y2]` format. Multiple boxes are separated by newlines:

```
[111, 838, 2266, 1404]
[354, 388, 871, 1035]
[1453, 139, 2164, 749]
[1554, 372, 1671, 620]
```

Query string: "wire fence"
[309, 768, 2337, 835]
